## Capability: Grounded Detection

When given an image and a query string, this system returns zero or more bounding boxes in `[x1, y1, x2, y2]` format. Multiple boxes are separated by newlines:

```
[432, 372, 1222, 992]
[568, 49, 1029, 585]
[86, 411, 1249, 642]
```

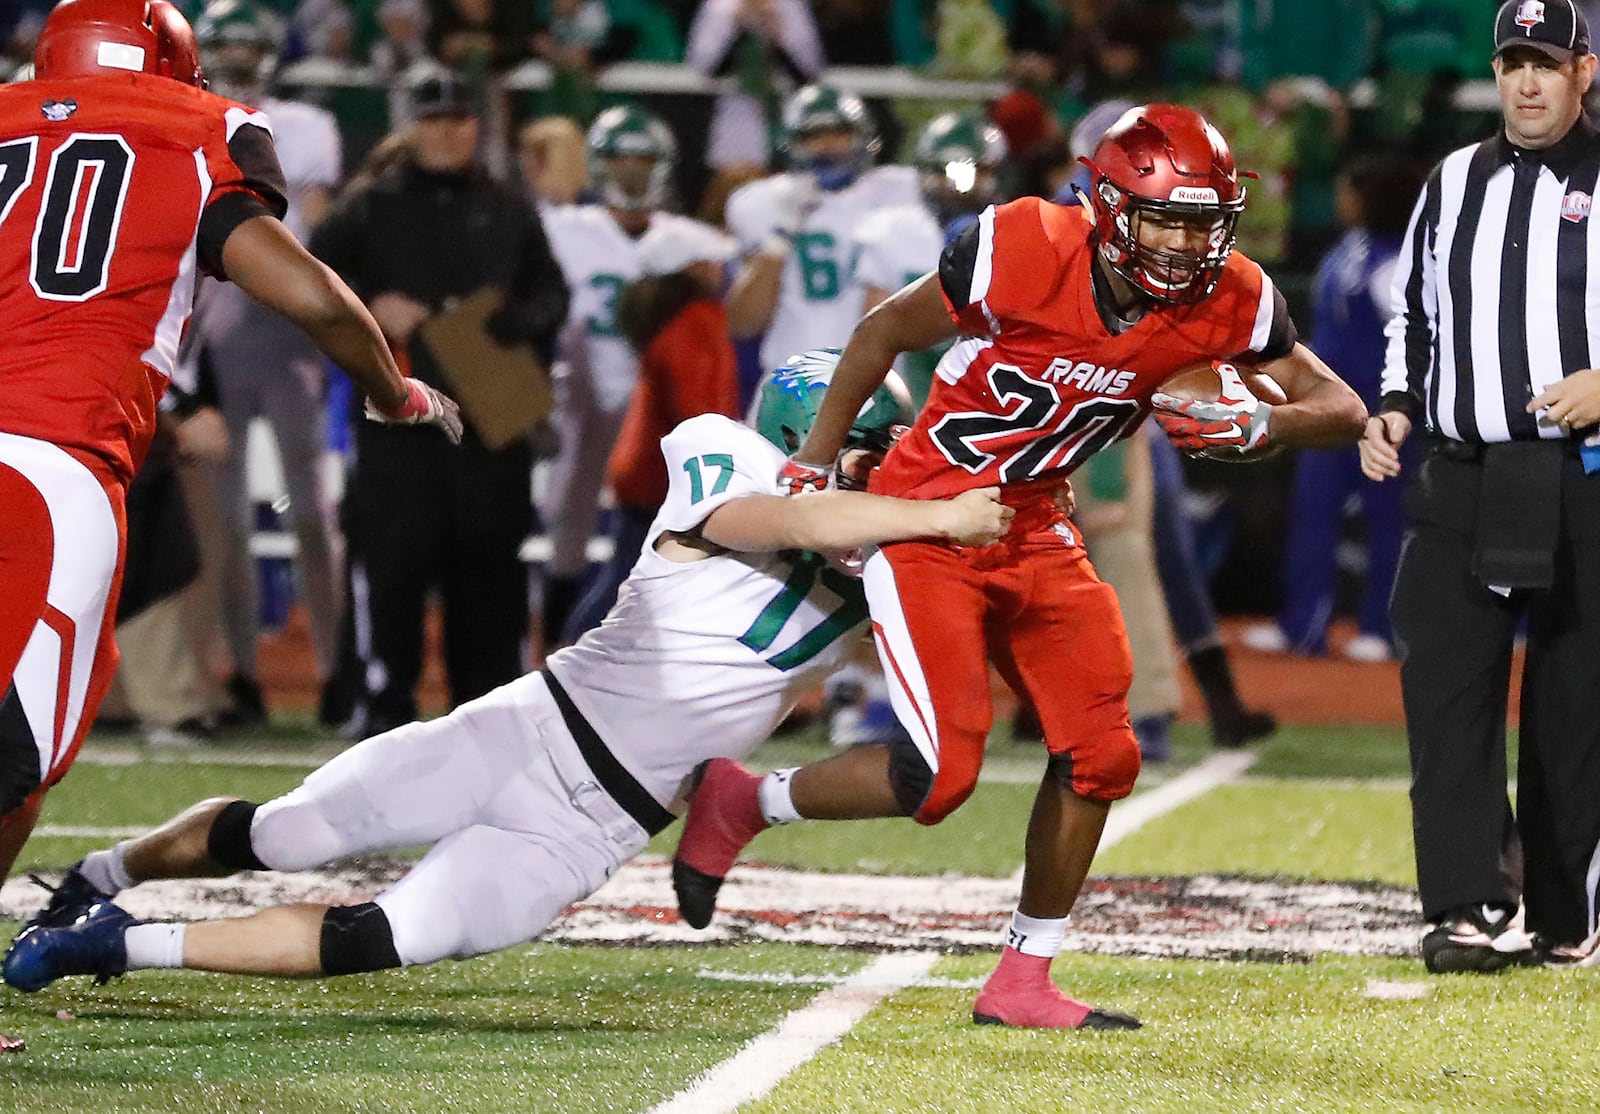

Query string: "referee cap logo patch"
[1562, 189, 1591, 222]
[1516, 1, 1545, 29]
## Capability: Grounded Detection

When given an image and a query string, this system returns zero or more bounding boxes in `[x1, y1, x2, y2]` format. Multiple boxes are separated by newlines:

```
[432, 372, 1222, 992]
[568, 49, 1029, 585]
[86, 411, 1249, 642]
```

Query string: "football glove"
[778, 457, 834, 495]
[1150, 362, 1272, 460]
[365, 377, 465, 444]
[763, 174, 821, 256]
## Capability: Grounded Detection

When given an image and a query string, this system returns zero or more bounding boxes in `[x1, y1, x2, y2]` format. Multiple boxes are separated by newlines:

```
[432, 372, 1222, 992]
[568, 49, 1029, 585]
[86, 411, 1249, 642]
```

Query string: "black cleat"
[1421, 904, 1533, 973]
[1210, 707, 1277, 749]
[19, 864, 109, 935]
[671, 860, 724, 931]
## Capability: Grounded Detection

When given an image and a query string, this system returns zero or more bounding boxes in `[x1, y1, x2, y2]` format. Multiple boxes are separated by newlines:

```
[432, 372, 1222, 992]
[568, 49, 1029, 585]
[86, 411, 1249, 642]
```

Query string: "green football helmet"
[779, 84, 878, 191]
[914, 112, 1006, 223]
[755, 349, 910, 466]
[586, 105, 677, 212]
[194, 0, 282, 93]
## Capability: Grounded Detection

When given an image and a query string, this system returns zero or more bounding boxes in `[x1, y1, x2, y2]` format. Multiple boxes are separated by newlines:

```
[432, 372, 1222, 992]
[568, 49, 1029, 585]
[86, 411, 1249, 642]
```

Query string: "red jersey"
[872, 198, 1295, 501]
[0, 72, 287, 485]
[606, 299, 739, 510]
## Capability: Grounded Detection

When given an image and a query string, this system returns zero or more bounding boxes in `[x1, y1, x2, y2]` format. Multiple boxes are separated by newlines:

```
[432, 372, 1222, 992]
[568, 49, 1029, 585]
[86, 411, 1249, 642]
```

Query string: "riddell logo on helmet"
[1170, 186, 1220, 204]
[1516, 1, 1546, 29]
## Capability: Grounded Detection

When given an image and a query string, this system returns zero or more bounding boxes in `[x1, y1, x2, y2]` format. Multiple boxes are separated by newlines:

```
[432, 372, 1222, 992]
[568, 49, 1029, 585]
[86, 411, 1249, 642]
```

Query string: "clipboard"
[416, 287, 553, 450]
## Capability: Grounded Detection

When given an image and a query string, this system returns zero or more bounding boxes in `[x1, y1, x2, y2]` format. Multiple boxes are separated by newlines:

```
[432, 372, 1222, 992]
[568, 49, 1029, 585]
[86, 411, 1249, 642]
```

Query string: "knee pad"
[206, 800, 267, 872]
[321, 902, 402, 976]
[1047, 728, 1141, 802]
[0, 685, 41, 818]
[886, 738, 933, 818]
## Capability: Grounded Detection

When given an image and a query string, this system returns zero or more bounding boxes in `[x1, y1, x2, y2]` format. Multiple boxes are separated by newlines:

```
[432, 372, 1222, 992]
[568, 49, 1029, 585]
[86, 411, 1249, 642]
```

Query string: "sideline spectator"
[561, 221, 742, 638]
[188, 0, 345, 728]
[686, 0, 823, 171]
[312, 74, 568, 737]
[1246, 153, 1425, 662]
[1360, 0, 1600, 971]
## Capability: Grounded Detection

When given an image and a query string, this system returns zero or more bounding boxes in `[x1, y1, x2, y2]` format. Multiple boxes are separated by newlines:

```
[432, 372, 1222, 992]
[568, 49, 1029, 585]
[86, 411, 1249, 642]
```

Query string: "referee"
[1361, 0, 1600, 973]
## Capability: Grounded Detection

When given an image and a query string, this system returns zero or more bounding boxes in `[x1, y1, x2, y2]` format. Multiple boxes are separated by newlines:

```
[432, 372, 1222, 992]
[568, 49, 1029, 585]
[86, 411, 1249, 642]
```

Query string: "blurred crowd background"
[0, 0, 1564, 743]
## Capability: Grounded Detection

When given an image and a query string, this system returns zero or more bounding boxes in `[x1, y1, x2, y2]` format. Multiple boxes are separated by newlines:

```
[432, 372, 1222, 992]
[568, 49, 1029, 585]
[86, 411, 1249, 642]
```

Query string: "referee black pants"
[1392, 451, 1600, 944]
[342, 423, 531, 728]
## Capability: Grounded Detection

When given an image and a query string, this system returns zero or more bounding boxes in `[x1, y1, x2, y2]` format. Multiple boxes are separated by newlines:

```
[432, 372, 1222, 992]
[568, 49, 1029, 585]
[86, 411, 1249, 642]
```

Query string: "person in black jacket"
[312, 74, 569, 738]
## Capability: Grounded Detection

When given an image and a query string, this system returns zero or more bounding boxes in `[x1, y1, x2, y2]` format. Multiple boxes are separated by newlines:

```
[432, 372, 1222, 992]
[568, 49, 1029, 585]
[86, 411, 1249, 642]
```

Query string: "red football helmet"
[1079, 104, 1249, 305]
[34, 0, 205, 89]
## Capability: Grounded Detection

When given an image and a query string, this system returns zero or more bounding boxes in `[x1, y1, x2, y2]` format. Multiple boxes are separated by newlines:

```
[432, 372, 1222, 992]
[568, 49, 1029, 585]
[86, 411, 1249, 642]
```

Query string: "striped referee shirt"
[1381, 117, 1600, 443]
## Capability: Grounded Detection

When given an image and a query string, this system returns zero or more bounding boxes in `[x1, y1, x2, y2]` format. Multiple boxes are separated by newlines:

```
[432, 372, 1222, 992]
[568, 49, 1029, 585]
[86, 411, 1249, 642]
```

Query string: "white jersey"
[258, 96, 341, 242]
[727, 165, 920, 370]
[546, 414, 868, 806]
[854, 201, 943, 296]
[198, 95, 341, 370]
[544, 206, 717, 414]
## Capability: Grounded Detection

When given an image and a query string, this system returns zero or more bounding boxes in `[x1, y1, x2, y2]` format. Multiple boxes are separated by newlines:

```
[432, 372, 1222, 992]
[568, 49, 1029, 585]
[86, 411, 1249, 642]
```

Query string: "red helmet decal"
[34, 0, 204, 88]
[1080, 104, 1250, 305]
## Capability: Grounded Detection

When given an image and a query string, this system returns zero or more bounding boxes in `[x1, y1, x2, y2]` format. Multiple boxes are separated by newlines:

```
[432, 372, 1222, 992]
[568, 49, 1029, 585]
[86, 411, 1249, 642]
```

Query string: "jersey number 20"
[0, 133, 135, 302]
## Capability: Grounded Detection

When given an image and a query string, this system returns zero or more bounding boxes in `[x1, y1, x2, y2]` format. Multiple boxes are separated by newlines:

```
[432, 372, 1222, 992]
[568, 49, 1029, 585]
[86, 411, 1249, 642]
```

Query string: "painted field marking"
[33, 825, 147, 839]
[1102, 748, 1258, 850]
[649, 951, 937, 1114]
[652, 750, 1256, 1113]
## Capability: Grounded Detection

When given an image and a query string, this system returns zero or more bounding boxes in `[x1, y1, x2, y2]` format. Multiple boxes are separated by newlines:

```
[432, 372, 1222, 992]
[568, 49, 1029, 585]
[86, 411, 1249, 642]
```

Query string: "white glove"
[365, 377, 465, 444]
[1150, 362, 1272, 460]
[764, 173, 820, 255]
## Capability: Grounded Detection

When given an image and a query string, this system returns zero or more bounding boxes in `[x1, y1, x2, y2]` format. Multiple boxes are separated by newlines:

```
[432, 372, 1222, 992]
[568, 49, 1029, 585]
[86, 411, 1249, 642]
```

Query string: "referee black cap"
[1495, 0, 1590, 62]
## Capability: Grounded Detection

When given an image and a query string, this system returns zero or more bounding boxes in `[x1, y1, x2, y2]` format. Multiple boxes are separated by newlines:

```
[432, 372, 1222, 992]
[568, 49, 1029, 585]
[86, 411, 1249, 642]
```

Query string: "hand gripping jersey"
[872, 198, 1296, 501]
[727, 165, 920, 371]
[0, 72, 287, 485]
[546, 414, 868, 806]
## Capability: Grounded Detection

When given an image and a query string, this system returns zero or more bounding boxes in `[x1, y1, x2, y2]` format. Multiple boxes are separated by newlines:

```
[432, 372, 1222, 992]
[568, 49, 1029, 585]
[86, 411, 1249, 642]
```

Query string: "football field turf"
[3, 722, 1597, 1113]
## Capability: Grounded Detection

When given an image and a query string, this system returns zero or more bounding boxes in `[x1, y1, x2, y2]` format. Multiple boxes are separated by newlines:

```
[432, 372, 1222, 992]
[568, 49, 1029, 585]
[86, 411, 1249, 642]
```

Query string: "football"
[1157, 361, 1288, 407]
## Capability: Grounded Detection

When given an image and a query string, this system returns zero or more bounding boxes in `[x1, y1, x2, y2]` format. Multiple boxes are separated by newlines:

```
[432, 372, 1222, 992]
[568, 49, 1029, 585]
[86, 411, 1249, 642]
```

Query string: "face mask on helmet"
[781, 86, 878, 192]
[1080, 104, 1248, 306]
[194, 0, 280, 98]
[915, 114, 1006, 225]
[587, 107, 676, 212]
[754, 349, 910, 486]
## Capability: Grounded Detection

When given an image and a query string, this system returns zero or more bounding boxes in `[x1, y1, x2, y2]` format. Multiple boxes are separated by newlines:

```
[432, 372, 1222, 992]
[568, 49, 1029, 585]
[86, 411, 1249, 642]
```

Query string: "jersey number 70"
[0, 133, 135, 302]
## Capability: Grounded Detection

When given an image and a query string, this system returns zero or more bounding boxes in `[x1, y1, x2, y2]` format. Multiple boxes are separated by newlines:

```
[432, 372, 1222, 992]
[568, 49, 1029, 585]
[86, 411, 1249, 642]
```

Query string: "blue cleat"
[18, 864, 110, 935]
[4, 900, 138, 994]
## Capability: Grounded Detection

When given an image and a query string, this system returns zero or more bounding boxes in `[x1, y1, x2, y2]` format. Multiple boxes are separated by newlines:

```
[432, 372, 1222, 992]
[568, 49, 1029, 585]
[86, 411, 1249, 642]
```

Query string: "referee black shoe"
[1421, 903, 1534, 973]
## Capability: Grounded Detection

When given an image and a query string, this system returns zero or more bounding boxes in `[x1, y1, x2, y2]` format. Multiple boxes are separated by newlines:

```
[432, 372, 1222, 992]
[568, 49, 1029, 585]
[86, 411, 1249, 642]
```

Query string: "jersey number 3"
[0, 134, 135, 302]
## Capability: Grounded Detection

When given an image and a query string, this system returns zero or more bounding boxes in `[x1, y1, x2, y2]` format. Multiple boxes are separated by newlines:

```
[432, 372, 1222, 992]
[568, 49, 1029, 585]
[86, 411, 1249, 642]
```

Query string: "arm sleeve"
[1379, 167, 1442, 420]
[684, 0, 739, 71]
[196, 110, 290, 280]
[724, 181, 773, 255]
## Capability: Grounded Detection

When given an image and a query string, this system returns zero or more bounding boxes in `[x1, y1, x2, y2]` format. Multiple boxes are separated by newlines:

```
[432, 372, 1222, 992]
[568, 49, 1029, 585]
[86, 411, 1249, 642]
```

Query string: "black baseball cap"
[412, 73, 478, 118]
[1495, 0, 1591, 62]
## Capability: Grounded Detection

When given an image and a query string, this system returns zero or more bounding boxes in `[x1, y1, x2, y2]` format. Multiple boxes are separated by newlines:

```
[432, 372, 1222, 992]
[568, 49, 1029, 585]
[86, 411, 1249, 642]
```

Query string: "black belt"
[541, 669, 675, 836]
[1426, 436, 1582, 463]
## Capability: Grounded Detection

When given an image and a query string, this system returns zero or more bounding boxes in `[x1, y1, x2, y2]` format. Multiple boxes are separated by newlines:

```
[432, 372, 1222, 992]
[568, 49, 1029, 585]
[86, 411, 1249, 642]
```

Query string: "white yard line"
[1005, 748, 1258, 883]
[648, 951, 938, 1114]
[32, 825, 147, 839]
[1100, 749, 1258, 851]
[650, 750, 1256, 1113]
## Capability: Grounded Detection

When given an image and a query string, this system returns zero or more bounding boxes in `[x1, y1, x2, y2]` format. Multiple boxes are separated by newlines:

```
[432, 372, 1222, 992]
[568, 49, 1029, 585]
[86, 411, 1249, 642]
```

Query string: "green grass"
[757, 953, 1600, 1114]
[5, 719, 1562, 1113]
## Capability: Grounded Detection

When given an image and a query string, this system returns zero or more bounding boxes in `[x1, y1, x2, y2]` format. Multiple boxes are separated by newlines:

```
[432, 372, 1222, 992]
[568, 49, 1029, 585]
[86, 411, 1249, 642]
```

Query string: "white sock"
[757, 768, 803, 826]
[78, 844, 134, 895]
[123, 923, 187, 971]
[1005, 911, 1069, 959]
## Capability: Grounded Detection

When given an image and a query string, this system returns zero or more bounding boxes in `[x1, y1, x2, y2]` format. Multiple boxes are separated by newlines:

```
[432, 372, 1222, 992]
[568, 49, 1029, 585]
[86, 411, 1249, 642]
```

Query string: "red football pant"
[0, 432, 124, 819]
[864, 515, 1140, 825]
